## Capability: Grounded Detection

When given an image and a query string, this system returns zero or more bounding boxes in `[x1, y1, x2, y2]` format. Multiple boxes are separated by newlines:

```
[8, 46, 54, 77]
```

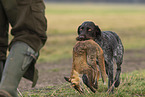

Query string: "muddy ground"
[19, 49, 145, 91]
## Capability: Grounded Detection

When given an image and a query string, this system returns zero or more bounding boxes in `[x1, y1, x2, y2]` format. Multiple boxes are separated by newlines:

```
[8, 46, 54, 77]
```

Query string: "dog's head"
[76, 21, 101, 41]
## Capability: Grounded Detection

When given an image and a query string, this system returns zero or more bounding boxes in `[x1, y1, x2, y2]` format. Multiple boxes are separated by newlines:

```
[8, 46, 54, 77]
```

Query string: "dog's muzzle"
[76, 35, 94, 41]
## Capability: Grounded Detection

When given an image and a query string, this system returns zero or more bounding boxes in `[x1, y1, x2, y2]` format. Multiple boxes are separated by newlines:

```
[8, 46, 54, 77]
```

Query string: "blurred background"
[44, 0, 145, 3]
[19, 0, 145, 93]
[39, 1, 145, 63]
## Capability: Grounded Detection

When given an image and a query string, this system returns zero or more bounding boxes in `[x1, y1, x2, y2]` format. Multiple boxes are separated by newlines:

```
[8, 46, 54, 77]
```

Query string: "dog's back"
[100, 31, 124, 64]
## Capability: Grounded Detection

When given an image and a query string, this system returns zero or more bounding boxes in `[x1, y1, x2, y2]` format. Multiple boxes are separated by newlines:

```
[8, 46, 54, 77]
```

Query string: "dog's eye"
[80, 27, 84, 31]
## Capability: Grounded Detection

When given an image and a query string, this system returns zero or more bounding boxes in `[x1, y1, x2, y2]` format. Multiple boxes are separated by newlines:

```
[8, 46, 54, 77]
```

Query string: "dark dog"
[76, 21, 124, 92]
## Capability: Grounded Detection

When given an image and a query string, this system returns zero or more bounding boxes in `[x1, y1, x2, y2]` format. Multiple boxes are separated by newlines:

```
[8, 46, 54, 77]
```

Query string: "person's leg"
[0, 61, 4, 82]
[0, 0, 47, 96]
[0, 41, 38, 97]
[0, 1, 9, 81]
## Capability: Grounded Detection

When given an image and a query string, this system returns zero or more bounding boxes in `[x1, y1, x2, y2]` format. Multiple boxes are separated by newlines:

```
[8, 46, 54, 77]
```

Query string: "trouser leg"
[0, 1, 9, 82]
[0, 41, 37, 97]
[0, 61, 4, 82]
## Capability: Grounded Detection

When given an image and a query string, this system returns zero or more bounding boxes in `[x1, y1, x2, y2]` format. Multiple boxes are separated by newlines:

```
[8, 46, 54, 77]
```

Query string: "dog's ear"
[77, 25, 81, 35]
[95, 25, 102, 38]
[64, 77, 71, 83]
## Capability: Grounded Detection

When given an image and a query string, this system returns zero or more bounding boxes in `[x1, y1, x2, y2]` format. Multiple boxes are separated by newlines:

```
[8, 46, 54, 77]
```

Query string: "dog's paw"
[114, 80, 120, 87]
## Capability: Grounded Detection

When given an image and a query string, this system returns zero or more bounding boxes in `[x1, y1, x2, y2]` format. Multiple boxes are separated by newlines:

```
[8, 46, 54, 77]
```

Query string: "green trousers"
[0, 0, 47, 90]
[0, 61, 4, 82]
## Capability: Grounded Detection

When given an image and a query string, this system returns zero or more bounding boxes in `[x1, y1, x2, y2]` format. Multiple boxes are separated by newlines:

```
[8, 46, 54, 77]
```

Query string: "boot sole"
[0, 90, 12, 97]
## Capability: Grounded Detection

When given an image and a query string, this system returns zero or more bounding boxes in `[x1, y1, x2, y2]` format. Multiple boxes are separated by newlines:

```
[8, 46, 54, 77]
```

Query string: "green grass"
[20, 3, 145, 96]
[37, 3, 145, 63]
[22, 69, 145, 97]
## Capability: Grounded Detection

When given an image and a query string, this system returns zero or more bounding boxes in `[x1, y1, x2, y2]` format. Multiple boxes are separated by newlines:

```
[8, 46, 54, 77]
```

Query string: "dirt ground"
[19, 49, 145, 91]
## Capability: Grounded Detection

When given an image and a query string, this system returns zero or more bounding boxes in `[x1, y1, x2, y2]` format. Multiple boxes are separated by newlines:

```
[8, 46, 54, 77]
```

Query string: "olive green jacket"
[0, 0, 47, 87]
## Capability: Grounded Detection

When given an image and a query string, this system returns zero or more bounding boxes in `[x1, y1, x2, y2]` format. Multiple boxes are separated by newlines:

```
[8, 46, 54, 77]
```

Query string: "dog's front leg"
[106, 61, 114, 93]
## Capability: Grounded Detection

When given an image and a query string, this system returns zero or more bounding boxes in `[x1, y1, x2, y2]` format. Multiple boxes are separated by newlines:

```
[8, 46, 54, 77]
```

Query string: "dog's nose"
[79, 35, 85, 39]
[79, 34, 86, 39]
[76, 34, 87, 41]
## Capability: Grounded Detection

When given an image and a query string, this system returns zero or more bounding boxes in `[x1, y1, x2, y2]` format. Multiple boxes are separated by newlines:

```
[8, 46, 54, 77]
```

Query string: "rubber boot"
[0, 41, 37, 97]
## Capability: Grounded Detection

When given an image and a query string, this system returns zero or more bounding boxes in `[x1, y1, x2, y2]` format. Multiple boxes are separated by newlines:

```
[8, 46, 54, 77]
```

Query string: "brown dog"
[64, 39, 106, 93]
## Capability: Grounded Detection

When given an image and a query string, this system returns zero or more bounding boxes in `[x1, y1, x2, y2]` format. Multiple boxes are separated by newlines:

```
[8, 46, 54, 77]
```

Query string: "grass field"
[38, 3, 145, 63]
[22, 70, 145, 96]
[20, 3, 145, 97]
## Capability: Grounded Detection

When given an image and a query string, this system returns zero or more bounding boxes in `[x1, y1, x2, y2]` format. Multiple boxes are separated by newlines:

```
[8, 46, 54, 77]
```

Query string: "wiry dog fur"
[76, 21, 124, 92]
[64, 39, 106, 93]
